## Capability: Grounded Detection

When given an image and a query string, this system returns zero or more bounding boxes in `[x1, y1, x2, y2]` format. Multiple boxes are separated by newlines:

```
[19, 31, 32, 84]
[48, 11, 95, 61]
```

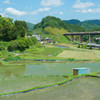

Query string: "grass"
[1, 77, 100, 100]
[7, 46, 63, 60]
[57, 48, 100, 60]
[0, 76, 67, 94]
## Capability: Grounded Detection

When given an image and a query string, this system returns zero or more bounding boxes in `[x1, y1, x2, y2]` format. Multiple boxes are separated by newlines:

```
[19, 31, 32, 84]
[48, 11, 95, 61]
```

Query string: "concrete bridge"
[63, 31, 100, 44]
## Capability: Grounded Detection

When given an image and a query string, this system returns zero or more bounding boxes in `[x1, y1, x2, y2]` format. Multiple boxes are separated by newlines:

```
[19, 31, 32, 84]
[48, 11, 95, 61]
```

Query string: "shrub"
[8, 41, 18, 51]
[17, 39, 29, 51]
[89, 46, 92, 50]
[27, 38, 33, 46]
[4, 55, 21, 61]
[7, 37, 41, 52]
[35, 43, 43, 48]
[0, 45, 5, 51]
[82, 44, 87, 49]
[77, 45, 80, 48]
[31, 37, 38, 45]
[8, 38, 30, 52]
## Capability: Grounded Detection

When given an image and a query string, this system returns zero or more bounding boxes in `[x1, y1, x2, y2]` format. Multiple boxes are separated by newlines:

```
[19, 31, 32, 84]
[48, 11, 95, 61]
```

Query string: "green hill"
[32, 16, 86, 43]
[84, 20, 100, 26]
[34, 16, 85, 32]
[64, 19, 100, 31]
[64, 19, 81, 25]
[34, 16, 70, 30]
[26, 22, 34, 30]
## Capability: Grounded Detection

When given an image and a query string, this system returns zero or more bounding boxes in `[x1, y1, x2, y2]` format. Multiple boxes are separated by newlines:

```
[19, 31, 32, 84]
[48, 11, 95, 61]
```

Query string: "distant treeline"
[64, 19, 100, 31]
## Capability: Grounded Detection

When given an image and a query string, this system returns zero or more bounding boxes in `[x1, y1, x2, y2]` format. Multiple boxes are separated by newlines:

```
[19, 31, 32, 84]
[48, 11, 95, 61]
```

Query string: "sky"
[0, 0, 100, 24]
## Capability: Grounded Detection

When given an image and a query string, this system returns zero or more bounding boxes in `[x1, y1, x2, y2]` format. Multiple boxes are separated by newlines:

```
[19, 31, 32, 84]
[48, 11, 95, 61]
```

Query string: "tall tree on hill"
[1, 18, 14, 41]
[14, 20, 28, 38]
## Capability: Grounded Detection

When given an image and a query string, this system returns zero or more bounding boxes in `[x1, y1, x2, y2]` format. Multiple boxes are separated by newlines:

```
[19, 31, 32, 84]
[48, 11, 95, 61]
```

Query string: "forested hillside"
[26, 22, 34, 30]
[32, 16, 86, 43]
[34, 16, 85, 32]
[64, 19, 100, 31]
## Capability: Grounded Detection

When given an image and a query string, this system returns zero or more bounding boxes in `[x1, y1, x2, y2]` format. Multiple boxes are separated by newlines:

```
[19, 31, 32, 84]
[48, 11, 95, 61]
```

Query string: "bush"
[8, 41, 18, 51]
[7, 37, 40, 52]
[31, 37, 38, 45]
[82, 44, 87, 49]
[0, 45, 5, 51]
[17, 39, 29, 51]
[89, 46, 92, 50]
[8, 38, 29, 52]
[4, 56, 21, 61]
[35, 43, 43, 48]
[27, 38, 33, 46]
[77, 45, 80, 48]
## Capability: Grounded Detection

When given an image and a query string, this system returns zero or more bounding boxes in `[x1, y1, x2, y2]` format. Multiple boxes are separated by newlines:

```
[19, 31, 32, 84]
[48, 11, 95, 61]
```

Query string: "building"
[73, 68, 90, 75]
[96, 37, 100, 40]
[45, 37, 52, 43]
[87, 43, 96, 47]
[32, 34, 43, 42]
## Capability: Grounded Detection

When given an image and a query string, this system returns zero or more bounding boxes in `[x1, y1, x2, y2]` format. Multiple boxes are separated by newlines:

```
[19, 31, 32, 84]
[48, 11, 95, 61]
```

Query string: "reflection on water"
[0, 62, 100, 79]
[0, 65, 25, 79]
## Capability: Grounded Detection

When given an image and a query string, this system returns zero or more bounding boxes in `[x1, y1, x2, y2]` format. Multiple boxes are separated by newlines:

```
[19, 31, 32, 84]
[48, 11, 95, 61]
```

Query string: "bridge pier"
[70, 35, 74, 42]
[89, 35, 93, 43]
[79, 35, 83, 44]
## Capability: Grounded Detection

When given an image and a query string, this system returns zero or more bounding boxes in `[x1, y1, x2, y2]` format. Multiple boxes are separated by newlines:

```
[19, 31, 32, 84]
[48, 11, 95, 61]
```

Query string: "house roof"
[87, 43, 96, 46]
[45, 37, 51, 40]
[32, 35, 42, 41]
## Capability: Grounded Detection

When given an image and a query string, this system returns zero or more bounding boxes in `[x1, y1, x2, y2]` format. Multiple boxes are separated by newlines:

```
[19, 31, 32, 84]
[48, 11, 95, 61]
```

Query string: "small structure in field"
[45, 37, 52, 43]
[96, 37, 100, 40]
[73, 68, 90, 75]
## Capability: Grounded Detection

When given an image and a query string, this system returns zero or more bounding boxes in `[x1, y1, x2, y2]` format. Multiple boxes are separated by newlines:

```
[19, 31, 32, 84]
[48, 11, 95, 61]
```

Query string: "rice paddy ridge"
[0, 72, 100, 97]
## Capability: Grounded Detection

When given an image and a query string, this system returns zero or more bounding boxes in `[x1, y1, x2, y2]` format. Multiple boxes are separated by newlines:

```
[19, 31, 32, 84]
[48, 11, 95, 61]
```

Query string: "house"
[45, 37, 52, 43]
[73, 68, 90, 75]
[32, 34, 43, 42]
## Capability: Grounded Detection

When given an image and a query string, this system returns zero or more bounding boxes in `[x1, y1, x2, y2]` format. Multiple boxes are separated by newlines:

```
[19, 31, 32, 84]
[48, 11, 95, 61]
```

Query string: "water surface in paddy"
[0, 62, 100, 79]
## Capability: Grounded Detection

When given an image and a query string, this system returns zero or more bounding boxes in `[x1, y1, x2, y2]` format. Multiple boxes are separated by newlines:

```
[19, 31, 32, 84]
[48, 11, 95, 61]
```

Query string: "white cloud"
[41, 0, 64, 7]
[59, 11, 63, 15]
[75, 8, 100, 13]
[3, 0, 10, 4]
[31, 8, 51, 15]
[73, 0, 94, 9]
[5, 7, 27, 17]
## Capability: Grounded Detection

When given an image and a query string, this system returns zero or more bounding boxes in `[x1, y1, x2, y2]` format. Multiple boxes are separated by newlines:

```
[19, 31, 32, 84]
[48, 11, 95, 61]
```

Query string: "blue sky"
[0, 0, 100, 24]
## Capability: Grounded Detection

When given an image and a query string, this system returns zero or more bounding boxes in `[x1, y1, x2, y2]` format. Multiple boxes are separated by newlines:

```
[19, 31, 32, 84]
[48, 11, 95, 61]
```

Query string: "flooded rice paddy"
[1, 77, 100, 100]
[0, 62, 100, 79]
[0, 62, 100, 100]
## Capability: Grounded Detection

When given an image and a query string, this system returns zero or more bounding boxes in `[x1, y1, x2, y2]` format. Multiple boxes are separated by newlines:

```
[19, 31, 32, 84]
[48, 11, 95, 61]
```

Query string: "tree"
[14, 20, 28, 38]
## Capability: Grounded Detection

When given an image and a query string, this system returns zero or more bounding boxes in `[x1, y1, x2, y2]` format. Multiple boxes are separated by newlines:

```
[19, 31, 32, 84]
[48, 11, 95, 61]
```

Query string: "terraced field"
[1, 77, 100, 100]
[57, 49, 100, 60]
